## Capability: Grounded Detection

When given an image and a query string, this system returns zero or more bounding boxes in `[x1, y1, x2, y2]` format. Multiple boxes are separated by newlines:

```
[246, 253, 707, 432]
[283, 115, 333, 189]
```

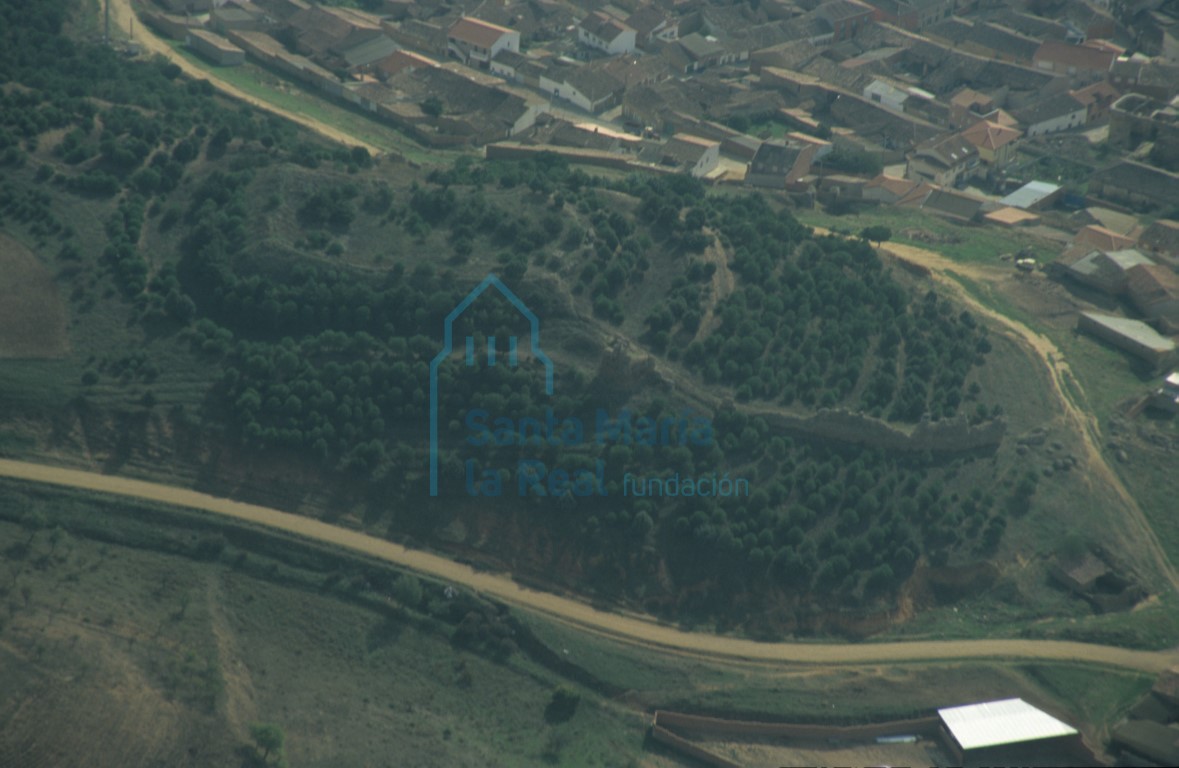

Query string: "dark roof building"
[746, 140, 816, 187]
[1013, 92, 1087, 136]
[1126, 263, 1179, 330]
[1033, 40, 1117, 81]
[578, 11, 636, 55]
[930, 19, 1040, 64]
[907, 133, 979, 186]
[625, 5, 678, 48]
[1112, 720, 1179, 765]
[1065, 248, 1155, 294]
[814, 0, 874, 42]
[1078, 311, 1178, 369]
[860, 0, 955, 31]
[641, 134, 720, 177]
[1090, 160, 1179, 211]
[1140, 219, 1179, 257]
[920, 188, 983, 221]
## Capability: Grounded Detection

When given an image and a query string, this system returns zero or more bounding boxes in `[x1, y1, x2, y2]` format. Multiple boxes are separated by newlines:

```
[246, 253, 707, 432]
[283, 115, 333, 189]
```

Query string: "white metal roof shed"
[1000, 180, 1061, 210]
[938, 698, 1077, 751]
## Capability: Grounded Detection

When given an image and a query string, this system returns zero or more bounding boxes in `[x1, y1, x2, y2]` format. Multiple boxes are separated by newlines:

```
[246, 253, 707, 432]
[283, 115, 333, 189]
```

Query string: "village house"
[1126, 264, 1179, 331]
[469, 0, 575, 47]
[187, 29, 246, 66]
[141, 8, 204, 40]
[999, 180, 1062, 211]
[250, 0, 309, 21]
[1078, 312, 1178, 370]
[983, 207, 1040, 227]
[541, 119, 642, 153]
[1107, 93, 1179, 150]
[336, 34, 398, 71]
[155, 0, 216, 12]
[862, 79, 909, 113]
[828, 89, 942, 151]
[1074, 224, 1138, 253]
[815, 0, 875, 42]
[625, 5, 679, 49]
[371, 49, 437, 81]
[859, 0, 956, 31]
[1140, 220, 1179, 258]
[906, 133, 978, 186]
[447, 17, 520, 69]
[644, 134, 721, 177]
[1090, 160, 1179, 211]
[383, 19, 447, 56]
[816, 174, 870, 204]
[959, 119, 1021, 170]
[282, 4, 395, 71]
[927, 18, 1041, 66]
[541, 64, 626, 114]
[745, 140, 817, 188]
[1151, 371, 1179, 414]
[1051, 551, 1111, 597]
[358, 63, 546, 146]
[863, 174, 933, 206]
[578, 11, 637, 56]
[675, 33, 742, 73]
[948, 87, 996, 129]
[489, 50, 548, 89]
[1014, 92, 1088, 137]
[1070, 80, 1121, 124]
[1033, 40, 1117, 84]
[1065, 248, 1156, 295]
[211, 1, 271, 34]
[1108, 58, 1179, 102]
[918, 188, 984, 222]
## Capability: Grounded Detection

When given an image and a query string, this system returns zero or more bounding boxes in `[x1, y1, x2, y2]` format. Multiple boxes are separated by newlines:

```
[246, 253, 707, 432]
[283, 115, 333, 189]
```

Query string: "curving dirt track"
[108, 0, 382, 156]
[873, 238, 1179, 597]
[2, 458, 1177, 674]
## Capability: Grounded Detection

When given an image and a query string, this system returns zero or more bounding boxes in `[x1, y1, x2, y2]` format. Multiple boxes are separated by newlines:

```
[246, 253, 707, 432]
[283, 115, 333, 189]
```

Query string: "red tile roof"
[1075, 224, 1136, 252]
[448, 16, 515, 48]
[960, 119, 1021, 151]
[1033, 40, 1116, 73]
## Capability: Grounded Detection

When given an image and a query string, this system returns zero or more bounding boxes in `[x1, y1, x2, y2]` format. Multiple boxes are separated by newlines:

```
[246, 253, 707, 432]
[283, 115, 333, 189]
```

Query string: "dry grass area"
[0, 233, 68, 359]
[695, 736, 949, 768]
[0, 502, 647, 768]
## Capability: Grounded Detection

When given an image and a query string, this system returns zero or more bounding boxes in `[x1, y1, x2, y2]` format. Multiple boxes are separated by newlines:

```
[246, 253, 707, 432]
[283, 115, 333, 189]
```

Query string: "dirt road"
[2, 458, 1177, 673]
[873, 238, 1179, 596]
[108, 0, 382, 156]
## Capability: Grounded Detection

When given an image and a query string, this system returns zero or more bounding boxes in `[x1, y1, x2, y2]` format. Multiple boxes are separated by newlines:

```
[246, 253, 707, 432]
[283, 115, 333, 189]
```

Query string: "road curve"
[875, 239, 1179, 597]
[2, 458, 1177, 674]
[108, 0, 383, 156]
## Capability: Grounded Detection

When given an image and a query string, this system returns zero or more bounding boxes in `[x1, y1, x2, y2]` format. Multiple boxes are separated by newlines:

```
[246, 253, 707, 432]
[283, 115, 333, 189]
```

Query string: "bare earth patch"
[0, 232, 69, 359]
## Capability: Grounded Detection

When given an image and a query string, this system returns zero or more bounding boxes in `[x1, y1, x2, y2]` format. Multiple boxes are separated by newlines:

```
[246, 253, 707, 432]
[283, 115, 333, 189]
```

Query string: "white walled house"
[1015, 92, 1088, 137]
[653, 134, 720, 177]
[578, 11, 636, 56]
[862, 79, 909, 113]
[447, 17, 519, 68]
